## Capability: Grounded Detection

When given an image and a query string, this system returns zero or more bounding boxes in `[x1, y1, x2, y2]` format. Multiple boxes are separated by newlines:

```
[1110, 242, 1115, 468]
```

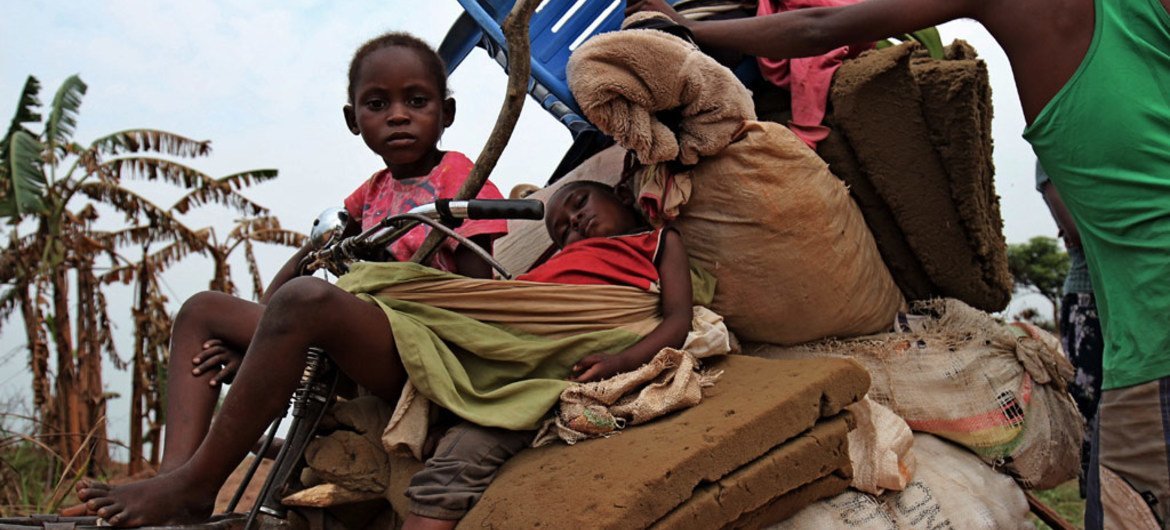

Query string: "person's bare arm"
[261, 218, 361, 304]
[627, 0, 978, 59]
[572, 229, 692, 382]
[1039, 181, 1082, 250]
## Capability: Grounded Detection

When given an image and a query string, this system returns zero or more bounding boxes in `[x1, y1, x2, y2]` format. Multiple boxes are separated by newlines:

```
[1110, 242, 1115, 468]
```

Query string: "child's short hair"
[553, 179, 617, 197]
[347, 32, 449, 103]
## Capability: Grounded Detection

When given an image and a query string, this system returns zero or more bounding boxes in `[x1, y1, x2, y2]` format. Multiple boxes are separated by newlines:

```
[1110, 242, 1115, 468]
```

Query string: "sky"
[1, 1, 1055, 453]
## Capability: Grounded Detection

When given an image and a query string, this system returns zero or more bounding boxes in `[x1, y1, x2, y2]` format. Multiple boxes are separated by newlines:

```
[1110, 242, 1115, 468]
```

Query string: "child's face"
[344, 46, 454, 177]
[546, 184, 641, 248]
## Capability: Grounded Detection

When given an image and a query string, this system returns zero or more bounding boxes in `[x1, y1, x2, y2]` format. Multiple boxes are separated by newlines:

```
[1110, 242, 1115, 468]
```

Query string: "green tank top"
[1024, 0, 1170, 389]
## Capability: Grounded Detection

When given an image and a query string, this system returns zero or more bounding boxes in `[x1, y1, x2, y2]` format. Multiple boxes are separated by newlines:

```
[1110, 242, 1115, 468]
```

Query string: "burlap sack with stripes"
[746, 298, 1081, 489]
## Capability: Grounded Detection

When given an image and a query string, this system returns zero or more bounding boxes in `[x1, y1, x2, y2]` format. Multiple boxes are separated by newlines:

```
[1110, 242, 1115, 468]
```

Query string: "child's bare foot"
[76, 473, 217, 527]
[59, 501, 93, 517]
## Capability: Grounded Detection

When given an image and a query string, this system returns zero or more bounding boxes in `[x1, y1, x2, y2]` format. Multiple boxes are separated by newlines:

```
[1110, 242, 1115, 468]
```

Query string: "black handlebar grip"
[466, 199, 544, 220]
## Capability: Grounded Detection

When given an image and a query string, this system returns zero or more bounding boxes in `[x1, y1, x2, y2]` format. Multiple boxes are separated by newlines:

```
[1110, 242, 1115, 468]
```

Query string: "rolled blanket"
[567, 28, 756, 165]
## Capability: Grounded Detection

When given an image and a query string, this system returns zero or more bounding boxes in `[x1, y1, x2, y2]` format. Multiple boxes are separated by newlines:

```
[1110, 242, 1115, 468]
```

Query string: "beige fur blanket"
[567, 26, 756, 165]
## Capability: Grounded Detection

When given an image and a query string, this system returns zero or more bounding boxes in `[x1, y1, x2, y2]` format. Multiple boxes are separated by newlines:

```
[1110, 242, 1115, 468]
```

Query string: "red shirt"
[518, 229, 663, 291]
[344, 151, 507, 272]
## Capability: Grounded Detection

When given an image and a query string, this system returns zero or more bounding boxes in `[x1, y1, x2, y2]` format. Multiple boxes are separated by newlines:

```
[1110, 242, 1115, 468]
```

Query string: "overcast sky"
[1, 1, 1053, 450]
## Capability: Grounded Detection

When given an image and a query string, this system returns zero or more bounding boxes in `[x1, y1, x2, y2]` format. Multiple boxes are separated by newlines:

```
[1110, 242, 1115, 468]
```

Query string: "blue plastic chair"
[439, 0, 629, 139]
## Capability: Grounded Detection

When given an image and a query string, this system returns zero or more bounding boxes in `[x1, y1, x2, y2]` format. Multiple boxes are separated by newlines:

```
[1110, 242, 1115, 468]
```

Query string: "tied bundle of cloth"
[568, 11, 757, 167]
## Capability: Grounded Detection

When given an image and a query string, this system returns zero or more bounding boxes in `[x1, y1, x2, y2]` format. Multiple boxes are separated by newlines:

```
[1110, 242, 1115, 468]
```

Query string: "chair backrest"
[440, 0, 629, 138]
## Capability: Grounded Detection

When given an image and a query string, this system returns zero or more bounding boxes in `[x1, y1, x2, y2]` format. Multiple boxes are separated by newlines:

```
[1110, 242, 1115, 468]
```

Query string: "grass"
[1031, 480, 1085, 529]
[0, 441, 60, 516]
[0, 411, 113, 517]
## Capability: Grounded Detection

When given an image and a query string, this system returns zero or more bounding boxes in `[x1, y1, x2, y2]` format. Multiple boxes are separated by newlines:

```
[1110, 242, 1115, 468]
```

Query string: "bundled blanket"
[336, 261, 725, 459]
[567, 24, 756, 165]
[533, 306, 734, 446]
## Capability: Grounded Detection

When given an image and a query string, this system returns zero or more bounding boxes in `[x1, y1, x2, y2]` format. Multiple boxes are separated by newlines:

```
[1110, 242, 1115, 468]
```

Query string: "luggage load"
[290, 356, 871, 528]
[816, 41, 1012, 311]
[746, 298, 1083, 490]
[562, 24, 905, 345]
[280, 12, 1031, 530]
[770, 433, 1033, 530]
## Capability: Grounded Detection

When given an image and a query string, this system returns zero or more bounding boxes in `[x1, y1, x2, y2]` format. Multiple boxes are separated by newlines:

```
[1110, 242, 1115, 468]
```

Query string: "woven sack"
[770, 434, 1032, 529]
[846, 396, 915, 496]
[747, 298, 1082, 489]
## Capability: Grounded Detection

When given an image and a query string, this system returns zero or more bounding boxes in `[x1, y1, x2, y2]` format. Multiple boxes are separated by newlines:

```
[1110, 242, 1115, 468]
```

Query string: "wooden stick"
[410, 0, 542, 265]
[1025, 490, 1077, 530]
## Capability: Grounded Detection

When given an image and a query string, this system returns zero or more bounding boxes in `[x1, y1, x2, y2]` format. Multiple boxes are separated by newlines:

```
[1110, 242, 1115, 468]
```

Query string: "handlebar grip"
[466, 199, 544, 220]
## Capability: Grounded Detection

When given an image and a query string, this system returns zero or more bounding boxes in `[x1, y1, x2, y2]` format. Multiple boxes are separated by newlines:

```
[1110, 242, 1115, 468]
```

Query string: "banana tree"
[0, 74, 279, 475]
[101, 195, 304, 473]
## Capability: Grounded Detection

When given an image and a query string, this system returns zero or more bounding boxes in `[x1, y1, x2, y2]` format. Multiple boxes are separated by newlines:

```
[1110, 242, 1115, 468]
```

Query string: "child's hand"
[625, 0, 691, 27]
[192, 339, 244, 386]
[571, 354, 629, 383]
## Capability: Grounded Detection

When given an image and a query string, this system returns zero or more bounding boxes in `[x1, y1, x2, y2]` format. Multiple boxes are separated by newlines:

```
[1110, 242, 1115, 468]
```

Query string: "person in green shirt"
[626, 0, 1170, 526]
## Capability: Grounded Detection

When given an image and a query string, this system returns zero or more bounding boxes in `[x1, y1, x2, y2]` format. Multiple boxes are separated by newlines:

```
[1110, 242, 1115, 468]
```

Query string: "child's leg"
[159, 291, 264, 474]
[403, 422, 532, 529]
[79, 277, 407, 527]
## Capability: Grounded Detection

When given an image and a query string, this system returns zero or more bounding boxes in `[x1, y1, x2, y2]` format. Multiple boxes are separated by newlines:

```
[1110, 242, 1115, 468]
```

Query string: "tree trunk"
[49, 263, 86, 472]
[1050, 296, 1061, 335]
[146, 288, 168, 468]
[76, 264, 110, 471]
[209, 252, 233, 294]
[20, 282, 52, 422]
[128, 262, 149, 474]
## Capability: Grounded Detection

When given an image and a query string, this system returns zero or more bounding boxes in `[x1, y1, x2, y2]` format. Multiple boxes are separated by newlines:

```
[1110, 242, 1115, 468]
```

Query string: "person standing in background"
[1038, 161, 1103, 498]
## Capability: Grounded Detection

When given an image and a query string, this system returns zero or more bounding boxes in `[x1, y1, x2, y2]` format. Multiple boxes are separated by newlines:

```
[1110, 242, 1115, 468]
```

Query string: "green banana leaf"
[45, 75, 87, 161]
[876, 26, 945, 59]
[0, 130, 48, 218]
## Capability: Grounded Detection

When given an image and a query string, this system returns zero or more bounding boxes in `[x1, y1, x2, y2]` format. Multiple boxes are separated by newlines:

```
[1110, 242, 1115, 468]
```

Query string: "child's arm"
[260, 218, 362, 304]
[571, 229, 692, 382]
[627, 0, 976, 60]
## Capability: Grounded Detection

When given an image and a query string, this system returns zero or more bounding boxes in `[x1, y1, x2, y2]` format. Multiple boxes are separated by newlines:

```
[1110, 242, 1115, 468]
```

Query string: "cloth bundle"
[844, 396, 915, 495]
[534, 307, 734, 446]
[755, 0, 871, 148]
[567, 25, 756, 165]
